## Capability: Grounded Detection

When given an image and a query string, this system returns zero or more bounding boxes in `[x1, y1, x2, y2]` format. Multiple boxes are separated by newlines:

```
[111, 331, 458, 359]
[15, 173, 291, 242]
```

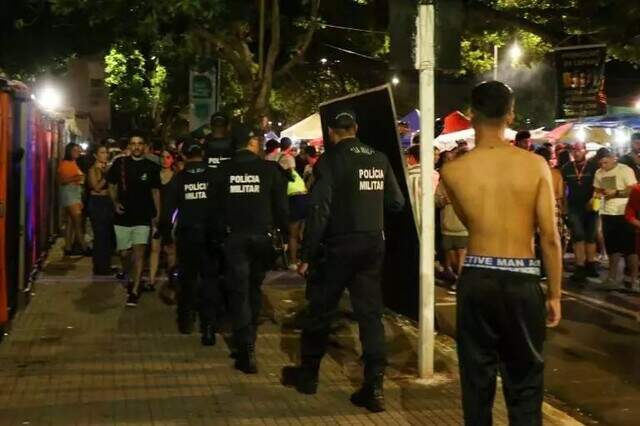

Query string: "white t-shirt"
[594, 163, 637, 215]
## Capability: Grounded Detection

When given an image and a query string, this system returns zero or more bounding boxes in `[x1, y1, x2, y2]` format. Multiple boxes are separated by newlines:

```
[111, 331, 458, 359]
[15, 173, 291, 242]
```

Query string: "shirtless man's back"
[441, 81, 561, 426]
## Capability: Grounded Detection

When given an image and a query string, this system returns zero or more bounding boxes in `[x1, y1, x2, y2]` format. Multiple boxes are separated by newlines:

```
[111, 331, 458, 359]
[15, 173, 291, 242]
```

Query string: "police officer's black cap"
[328, 108, 357, 130]
[181, 137, 203, 156]
[210, 112, 229, 127]
[232, 124, 258, 147]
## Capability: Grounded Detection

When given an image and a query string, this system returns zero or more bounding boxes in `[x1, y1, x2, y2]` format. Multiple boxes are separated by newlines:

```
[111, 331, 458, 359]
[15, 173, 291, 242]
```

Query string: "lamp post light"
[391, 76, 400, 86]
[35, 85, 63, 111]
[493, 42, 523, 80]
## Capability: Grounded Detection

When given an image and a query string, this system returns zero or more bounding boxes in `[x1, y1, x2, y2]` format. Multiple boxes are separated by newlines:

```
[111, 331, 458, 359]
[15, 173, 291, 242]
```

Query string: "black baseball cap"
[181, 137, 203, 156]
[328, 108, 357, 130]
[210, 112, 229, 127]
[232, 124, 258, 146]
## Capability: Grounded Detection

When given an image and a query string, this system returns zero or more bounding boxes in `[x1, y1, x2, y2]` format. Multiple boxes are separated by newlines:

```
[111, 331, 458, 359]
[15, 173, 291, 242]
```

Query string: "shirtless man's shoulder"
[441, 146, 547, 184]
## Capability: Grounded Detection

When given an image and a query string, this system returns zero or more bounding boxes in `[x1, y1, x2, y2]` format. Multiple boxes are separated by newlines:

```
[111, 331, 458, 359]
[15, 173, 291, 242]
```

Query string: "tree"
[50, 0, 322, 123]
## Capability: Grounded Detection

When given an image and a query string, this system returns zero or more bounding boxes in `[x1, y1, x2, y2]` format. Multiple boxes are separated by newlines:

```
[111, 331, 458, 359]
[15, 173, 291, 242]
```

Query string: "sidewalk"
[0, 243, 581, 425]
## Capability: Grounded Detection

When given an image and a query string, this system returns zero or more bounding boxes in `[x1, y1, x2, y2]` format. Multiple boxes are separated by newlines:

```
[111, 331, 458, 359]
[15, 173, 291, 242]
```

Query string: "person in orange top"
[58, 143, 89, 256]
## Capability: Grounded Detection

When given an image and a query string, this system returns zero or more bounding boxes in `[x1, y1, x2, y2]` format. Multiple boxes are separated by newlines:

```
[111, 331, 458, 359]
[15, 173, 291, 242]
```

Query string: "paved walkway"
[0, 243, 580, 425]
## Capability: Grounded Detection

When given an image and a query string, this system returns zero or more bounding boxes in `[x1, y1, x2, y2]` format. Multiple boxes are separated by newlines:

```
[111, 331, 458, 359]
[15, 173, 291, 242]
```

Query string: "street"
[435, 270, 640, 426]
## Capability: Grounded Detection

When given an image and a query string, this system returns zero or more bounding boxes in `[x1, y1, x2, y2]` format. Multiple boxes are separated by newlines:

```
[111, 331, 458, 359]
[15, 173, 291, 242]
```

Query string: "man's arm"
[383, 159, 405, 213]
[440, 164, 469, 227]
[151, 188, 160, 224]
[535, 161, 563, 327]
[625, 186, 640, 229]
[300, 159, 333, 265]
[106, 159, 124, 214]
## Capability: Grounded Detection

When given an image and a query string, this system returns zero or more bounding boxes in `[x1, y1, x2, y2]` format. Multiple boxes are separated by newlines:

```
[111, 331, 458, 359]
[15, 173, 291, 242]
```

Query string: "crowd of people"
[55, 85, 640, 422]
[404, 125, 640, 293]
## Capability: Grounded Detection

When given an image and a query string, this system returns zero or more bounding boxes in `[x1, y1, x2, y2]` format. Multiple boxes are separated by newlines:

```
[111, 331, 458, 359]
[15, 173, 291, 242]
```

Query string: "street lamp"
[493, 42, 523, 80]
[35, 85, 63, 111]
[391, 76, 400, 86]
[320, 58, 328, 65]
[634, 99, 640, 111]
[508, 42, 523, 63]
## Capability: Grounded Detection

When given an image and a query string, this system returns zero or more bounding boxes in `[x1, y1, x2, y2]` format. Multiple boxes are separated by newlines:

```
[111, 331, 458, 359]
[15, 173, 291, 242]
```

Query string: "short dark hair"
[406, 144, 420, 162]
[63, 142, 80, 161]
[303, 145, 317, 157]
[597, 148, 615, 159]
[515, 130, 531, 142]
[534, 146, 552, 162]
[412, 133, 420, 145]
[265, 139, 279, 154]
[210, 112, 229, 128]
[280, 137, 292, 151]
[471, 81, 514, 122]
[129, 130, 147, 144]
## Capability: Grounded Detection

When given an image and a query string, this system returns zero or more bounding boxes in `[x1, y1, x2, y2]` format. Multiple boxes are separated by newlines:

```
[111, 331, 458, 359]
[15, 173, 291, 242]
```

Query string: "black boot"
[201, 324, 216, 346]
[570, 265, 587, 285]
[350, 373, 385, 413]
[234, 344, 258, 374]
[281, 365, 319, 395]
[586, 261, 600, 278]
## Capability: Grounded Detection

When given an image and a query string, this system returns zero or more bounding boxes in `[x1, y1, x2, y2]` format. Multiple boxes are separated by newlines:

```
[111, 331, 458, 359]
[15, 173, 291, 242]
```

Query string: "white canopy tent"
[280, 113, 322, 140]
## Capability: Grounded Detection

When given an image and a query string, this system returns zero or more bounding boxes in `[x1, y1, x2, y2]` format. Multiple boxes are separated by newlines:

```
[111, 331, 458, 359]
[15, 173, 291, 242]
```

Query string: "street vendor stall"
[280, 113, 322, 141]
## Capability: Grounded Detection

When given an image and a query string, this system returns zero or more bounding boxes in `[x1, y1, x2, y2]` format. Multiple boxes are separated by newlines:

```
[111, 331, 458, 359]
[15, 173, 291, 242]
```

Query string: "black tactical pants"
[223, 233, 272, 346]
[176, 229, 220, 330]
[457, 267, 546, 426]
[301, 232, 386, 379]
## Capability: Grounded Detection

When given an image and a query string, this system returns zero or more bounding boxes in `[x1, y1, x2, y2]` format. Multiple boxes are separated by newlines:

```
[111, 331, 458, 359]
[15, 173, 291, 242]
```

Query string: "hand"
[546, 298, 561, 328]
[152, 216, 160, 228]
[114, 202, 125, 215]
[297, 262, 309, 277]
[604, 189, 617, 199]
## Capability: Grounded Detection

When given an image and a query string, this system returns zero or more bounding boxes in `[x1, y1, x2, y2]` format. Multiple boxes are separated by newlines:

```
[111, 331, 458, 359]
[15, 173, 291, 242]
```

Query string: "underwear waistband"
[463, 255, 541, 276]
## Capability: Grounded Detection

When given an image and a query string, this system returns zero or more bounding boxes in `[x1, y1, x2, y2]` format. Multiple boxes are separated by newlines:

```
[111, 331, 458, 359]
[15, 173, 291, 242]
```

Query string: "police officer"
[205, 112, 234, 170]
[166, 138, 220, 346]
[216, 125, 288, 374]
[281, 110, 405, 413]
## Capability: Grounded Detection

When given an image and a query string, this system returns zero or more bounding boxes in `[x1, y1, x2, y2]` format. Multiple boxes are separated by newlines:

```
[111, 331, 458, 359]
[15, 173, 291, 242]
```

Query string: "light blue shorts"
[114, 225, 150, 251]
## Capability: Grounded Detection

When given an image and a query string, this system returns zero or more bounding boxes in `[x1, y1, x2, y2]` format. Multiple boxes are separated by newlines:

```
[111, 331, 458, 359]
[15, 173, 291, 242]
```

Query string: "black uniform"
[299, 137, 405, 379]
[216, 150, 288, 348]
[166, 161, 220, 332]
[204, 135, 234, 170]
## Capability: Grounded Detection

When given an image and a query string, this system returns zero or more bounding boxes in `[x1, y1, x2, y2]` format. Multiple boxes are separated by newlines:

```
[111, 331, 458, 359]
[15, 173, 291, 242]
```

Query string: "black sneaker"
[586, 262, 600, 278]
[126, 292, 139, 307]
[116, 272, 127, 281]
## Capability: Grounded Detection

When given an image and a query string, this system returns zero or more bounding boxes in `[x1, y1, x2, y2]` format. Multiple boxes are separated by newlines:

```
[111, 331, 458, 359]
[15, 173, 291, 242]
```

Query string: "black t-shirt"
[619, 153, 640, 181]
[106, 156, 161, 226]
[561, 159, 598, 211]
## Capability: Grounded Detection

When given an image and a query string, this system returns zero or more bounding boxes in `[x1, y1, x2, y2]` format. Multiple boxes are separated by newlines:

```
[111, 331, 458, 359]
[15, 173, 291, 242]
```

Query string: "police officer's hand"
[115, 202, 125, 215]
[297, 262, 309, 277]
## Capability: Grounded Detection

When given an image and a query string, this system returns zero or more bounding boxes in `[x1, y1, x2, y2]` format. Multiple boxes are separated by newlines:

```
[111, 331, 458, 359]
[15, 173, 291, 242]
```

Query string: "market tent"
[433, 127, 547, 151]
[549, 114, 640, 147]
[280, 113, 322, 140]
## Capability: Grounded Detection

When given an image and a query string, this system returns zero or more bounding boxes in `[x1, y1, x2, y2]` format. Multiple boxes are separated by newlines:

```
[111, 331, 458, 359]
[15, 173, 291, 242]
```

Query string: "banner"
[554, 44, 607, 119]
[189, 65, 219, 131]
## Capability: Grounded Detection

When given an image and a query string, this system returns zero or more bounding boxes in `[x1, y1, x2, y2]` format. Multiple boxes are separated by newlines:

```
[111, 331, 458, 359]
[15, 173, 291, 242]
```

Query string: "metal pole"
[416, 1, 435, 379]
[493, 44, 499, 81]
[259, 0, 266, 77]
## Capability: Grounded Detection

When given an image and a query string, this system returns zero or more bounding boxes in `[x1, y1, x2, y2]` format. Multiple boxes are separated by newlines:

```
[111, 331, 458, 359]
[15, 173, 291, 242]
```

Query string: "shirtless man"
[441, 81, 562, 426]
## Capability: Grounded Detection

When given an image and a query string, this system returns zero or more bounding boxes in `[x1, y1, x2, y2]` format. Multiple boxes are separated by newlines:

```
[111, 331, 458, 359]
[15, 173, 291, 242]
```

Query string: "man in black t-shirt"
[619, 133, 640, 181]
[561, 142, 599, 283]
[107, 133, 161, 307]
